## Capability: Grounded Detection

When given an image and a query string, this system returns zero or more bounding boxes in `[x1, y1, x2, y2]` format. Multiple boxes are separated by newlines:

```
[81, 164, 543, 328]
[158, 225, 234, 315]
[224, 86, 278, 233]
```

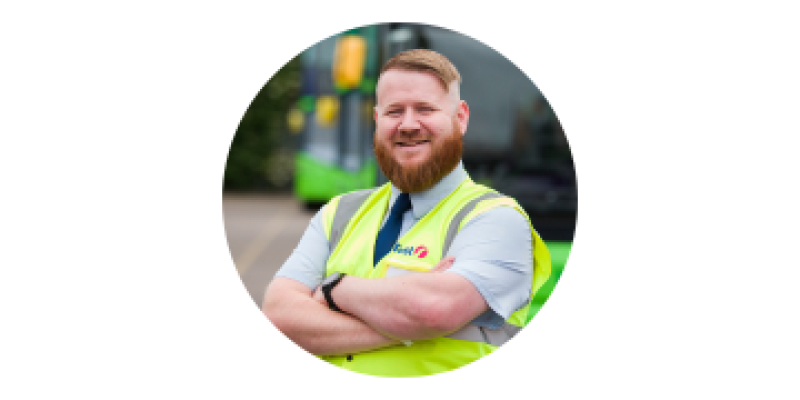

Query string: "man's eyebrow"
[383, 100, 439, 108]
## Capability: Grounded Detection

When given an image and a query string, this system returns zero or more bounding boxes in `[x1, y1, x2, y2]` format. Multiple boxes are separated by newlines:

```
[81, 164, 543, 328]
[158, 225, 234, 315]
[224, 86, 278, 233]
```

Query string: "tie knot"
[389, 193, 411, 219]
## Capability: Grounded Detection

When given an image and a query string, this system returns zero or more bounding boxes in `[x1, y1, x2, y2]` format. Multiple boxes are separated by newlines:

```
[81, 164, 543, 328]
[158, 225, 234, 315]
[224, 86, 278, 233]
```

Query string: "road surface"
[223, 193, 314, 307]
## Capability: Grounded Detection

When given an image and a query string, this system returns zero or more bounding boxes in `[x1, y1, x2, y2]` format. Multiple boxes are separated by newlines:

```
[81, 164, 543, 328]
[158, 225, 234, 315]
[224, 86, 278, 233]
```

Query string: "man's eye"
[418, 107, 434, 113]
[386, 110, 401, 116]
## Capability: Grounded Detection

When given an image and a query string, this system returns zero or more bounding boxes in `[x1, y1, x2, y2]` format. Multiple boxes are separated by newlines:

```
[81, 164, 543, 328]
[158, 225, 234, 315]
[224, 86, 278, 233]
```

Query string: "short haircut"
[380, 49, 462, 92]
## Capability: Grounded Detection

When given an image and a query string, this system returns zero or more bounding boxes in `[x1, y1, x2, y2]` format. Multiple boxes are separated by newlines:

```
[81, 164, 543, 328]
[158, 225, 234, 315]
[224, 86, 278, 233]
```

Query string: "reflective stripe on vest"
[328, 188, 376, 251]
[447, 323, 523, 347]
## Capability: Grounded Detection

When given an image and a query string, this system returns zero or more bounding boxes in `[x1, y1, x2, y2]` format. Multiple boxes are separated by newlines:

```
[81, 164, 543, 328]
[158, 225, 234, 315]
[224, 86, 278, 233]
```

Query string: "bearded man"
[263, 49, 551, 377]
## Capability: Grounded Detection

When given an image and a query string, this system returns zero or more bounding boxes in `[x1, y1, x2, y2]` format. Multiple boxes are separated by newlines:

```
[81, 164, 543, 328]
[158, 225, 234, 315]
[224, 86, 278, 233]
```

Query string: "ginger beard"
[374, 117, 464, 193]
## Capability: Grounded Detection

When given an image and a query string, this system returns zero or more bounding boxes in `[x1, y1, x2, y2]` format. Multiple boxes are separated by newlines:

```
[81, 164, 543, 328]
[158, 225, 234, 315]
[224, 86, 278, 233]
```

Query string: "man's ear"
[456, 100, 469, 136]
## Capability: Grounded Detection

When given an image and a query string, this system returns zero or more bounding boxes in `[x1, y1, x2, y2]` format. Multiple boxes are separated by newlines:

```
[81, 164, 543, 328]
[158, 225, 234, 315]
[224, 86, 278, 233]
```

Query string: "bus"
[287, 23, 576, 319]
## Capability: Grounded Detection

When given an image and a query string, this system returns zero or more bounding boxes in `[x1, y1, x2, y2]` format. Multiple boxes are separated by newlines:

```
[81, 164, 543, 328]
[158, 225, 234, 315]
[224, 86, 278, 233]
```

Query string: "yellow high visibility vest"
[318, 179, 551, 377]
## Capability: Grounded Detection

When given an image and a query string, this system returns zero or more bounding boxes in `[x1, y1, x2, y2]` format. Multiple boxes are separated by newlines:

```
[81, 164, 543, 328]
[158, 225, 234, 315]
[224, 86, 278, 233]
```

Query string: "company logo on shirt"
[392, 244, 428, 258]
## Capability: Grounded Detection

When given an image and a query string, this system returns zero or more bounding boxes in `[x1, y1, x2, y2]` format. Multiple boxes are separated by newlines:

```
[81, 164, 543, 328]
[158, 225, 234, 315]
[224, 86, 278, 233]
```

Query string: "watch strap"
[321, 273, 346, 312]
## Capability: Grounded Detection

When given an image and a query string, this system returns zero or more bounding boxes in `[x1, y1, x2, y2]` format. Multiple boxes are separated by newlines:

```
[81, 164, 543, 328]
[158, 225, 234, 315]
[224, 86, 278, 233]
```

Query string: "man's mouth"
[395, 140, 430, 147]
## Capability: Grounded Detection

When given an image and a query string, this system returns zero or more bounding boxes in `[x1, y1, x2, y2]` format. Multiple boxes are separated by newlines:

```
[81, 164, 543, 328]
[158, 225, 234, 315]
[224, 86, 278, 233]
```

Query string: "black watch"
[321, 272, 346, 312]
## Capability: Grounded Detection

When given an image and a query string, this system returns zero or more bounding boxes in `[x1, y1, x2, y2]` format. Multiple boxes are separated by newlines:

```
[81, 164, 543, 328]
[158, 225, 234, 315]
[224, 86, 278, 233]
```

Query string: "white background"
[2, 1, 798, 398]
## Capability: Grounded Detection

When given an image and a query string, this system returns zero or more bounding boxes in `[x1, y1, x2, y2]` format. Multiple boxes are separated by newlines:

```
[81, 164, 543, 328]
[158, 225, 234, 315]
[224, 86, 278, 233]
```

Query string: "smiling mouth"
[395, 140, 430, 147]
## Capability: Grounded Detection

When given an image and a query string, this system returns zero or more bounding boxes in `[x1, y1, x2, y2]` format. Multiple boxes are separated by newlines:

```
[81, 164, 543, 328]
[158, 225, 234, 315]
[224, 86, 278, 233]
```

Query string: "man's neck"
[390, 162, 468, 220]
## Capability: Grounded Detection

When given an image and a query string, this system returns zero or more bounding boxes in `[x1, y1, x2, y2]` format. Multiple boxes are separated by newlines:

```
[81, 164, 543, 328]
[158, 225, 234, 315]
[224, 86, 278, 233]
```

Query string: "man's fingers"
[430, 256, 456, 272]
[312, 286, 326, 305]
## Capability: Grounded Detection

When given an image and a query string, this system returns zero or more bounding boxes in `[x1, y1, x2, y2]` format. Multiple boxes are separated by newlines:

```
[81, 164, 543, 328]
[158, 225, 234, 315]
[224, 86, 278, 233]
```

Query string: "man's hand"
[312, 284, 326, 306]
[429, 255, 455, 272]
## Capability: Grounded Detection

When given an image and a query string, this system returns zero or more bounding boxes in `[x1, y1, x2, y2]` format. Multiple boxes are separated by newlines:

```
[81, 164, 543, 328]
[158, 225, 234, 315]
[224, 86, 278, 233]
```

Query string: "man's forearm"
[263, 278, 400, 356]
[331, 270, 488, 341]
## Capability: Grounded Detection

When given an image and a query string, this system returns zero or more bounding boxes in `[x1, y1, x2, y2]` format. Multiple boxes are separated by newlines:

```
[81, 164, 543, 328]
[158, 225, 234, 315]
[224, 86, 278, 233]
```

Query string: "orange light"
[332, 35, 367, 89]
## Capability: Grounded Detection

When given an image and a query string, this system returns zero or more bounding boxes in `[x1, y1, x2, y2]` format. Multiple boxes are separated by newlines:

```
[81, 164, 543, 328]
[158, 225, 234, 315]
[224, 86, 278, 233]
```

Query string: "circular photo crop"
[223, 22, 576, 377]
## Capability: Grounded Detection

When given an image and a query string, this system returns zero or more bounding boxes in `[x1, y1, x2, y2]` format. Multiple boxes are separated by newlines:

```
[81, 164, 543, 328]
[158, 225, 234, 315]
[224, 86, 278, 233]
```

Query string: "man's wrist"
[321, 272, 346, 312]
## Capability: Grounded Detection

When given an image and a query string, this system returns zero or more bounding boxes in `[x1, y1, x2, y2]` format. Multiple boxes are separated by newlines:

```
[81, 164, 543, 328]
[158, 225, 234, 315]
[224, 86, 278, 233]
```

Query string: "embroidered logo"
[392, 244, 428, 258]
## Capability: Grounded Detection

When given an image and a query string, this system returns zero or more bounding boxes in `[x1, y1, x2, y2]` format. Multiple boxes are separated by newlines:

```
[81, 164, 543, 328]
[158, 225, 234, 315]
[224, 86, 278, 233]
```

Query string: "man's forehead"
[376, 69, 459, 106]
[378, 69, 446, 89]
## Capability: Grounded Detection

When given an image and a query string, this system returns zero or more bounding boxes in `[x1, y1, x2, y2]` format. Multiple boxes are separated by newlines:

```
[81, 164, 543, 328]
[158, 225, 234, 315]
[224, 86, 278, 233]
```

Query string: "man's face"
[373, 69, 469, 192]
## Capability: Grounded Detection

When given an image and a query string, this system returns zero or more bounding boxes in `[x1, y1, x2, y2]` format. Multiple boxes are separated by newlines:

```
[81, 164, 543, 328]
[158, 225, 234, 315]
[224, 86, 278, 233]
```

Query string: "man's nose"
[397, 109, 421, 132]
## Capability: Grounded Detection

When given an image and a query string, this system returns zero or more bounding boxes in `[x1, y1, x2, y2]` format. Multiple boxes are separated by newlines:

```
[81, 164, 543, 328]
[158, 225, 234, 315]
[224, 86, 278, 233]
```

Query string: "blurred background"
[224, 23, 576, 320]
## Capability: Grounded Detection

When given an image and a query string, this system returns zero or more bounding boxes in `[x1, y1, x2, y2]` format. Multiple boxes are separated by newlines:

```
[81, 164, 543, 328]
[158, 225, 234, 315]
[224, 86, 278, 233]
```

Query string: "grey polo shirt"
[274, 163, 533, 329]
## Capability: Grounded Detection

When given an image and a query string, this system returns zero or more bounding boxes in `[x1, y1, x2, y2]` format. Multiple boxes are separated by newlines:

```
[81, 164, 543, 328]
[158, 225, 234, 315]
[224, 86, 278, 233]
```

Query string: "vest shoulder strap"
[328, 188, 378, 250]
[441, 191, 504, 255]
[322, 195, 341, 240]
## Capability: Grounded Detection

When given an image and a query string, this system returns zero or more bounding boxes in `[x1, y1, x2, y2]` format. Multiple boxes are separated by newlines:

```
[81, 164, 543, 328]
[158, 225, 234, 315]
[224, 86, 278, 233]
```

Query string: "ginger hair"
[380, 49, 461, 92]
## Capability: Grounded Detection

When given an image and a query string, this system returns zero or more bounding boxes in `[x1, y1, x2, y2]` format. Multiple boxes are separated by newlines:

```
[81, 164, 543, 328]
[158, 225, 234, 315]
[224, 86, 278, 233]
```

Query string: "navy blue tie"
[373, 193, 411, 266]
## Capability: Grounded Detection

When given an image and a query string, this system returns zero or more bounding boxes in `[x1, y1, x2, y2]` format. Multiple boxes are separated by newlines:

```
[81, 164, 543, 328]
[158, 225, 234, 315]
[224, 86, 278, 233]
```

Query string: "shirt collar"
[390, 161, 469, 220]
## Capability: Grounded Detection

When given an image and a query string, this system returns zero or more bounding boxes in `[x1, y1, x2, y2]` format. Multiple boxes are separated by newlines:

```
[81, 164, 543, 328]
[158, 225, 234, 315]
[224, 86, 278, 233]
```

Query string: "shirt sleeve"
[273, 205, 331, 290]
[444, 206, 533, 329]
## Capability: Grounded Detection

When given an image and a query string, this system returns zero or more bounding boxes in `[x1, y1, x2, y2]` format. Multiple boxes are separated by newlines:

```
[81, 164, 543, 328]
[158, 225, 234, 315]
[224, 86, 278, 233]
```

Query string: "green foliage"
[224, 56, 301, 191]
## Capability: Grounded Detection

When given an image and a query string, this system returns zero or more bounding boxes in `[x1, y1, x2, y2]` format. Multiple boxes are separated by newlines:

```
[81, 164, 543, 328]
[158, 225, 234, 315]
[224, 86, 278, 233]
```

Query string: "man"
[263, 49, 551, 377]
